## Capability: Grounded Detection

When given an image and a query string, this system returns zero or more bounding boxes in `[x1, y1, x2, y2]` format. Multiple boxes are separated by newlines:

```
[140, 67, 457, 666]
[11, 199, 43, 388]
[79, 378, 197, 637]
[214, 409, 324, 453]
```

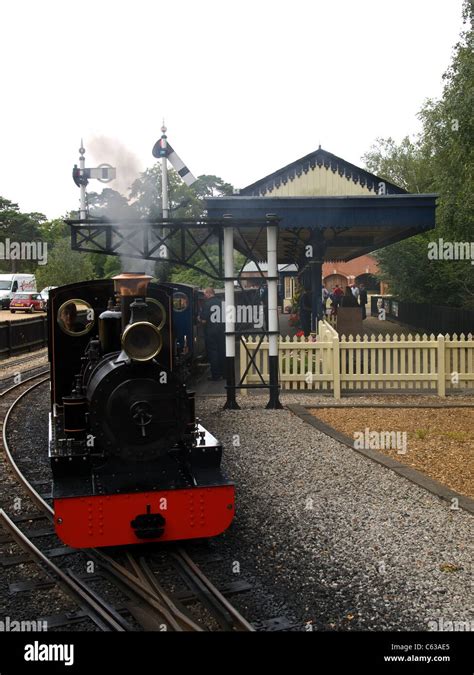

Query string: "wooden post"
[332, 334, 341, 399]
[437, 334, 446, 397]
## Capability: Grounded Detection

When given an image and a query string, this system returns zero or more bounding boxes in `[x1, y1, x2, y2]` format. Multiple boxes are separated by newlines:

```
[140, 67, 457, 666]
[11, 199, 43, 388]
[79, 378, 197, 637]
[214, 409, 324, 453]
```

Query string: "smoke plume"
[88, 135, 142, 198]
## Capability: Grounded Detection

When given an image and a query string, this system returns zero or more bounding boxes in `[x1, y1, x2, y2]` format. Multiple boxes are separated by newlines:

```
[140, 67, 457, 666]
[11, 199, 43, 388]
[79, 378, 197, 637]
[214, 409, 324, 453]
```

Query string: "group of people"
[324, 282, 368, 318]
[299, 282, 368, 336]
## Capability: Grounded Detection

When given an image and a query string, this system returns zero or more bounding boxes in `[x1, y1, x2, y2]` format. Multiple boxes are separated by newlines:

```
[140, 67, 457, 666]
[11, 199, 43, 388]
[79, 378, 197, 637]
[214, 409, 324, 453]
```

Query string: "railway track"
[0, 375, 256, 632]
[0, 348, 48, 370]
[0, 350, 49, 393]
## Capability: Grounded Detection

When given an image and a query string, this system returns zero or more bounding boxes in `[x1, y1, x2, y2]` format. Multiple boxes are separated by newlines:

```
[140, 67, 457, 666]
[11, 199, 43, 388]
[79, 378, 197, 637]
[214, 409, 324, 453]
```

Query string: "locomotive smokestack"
[112, 273, 152, 297]
[113, 273, 153, 329]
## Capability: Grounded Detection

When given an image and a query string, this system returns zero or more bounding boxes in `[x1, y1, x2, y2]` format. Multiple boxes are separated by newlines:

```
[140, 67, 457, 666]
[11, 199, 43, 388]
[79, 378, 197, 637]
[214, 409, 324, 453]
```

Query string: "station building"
[237, 146, 393, 308]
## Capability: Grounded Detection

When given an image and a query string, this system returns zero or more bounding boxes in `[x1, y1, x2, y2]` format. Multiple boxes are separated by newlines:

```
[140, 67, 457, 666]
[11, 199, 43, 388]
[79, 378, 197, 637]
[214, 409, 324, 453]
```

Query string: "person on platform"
[299, 287, 312, 337]
[359, 283, 368, 320]
[259, 282, 268, 330]
[199, 288, 225, 380]
[352, 283, 360, 300]
[330, 284, 344, 315]
[341, 285, 359, 308]
[322, 286, 330, 308]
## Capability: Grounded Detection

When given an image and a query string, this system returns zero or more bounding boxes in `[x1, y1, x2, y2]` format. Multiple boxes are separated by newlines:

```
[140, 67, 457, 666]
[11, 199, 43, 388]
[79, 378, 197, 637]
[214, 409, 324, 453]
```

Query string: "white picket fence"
[239, 321, 474, 398]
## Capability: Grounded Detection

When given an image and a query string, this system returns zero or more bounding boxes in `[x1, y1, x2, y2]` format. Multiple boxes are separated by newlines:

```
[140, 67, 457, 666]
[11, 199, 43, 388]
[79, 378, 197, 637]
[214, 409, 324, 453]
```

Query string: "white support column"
[266, 222, 282, 408]
[223, 225, 239, 408]
[79, 140, 86, 221]
[161, 122, 169, 259]
[267, 225, 278, 357]
[161, 155, 169, 219]
[224, 226, 235, 357]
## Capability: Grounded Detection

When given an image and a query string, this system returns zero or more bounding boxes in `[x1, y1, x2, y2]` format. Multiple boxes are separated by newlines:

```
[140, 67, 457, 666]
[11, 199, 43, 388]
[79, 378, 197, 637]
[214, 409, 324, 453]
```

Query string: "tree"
[0, 197, 46, 273]
[128, 165, 235, 284]
[87, 188, 135, 218]
[36, 218, 69, 245]
[362, 136, 436, 194]
[192, 174, 234, 200]
[129, 165, 234, 218]
[35, 238, 94, 289]
[102, 254, 122, 278]
[362, 1, 474, 308]
[418, 0, 473, 240]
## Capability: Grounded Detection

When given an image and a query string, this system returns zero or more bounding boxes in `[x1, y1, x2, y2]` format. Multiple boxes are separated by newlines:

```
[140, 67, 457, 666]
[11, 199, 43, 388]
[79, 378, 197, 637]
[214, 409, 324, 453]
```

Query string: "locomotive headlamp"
[122, 321, 163, 361]
[113, 273, 153, 297]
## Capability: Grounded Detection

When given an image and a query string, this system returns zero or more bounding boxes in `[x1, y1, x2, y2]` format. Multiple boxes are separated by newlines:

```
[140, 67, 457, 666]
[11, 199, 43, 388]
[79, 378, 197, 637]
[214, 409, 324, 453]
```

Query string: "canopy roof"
[206, 194, 437, 263]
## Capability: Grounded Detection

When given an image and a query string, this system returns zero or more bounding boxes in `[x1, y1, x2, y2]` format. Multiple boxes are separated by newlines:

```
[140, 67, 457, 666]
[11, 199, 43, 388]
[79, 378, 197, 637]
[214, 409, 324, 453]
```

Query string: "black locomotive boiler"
[48, 273, 234, 548]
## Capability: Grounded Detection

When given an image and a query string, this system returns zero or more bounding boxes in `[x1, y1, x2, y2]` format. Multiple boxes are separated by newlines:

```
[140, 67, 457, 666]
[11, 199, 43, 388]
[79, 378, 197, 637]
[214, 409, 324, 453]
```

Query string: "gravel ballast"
[2, 385, 472, 632]
[196, 393, 474, 631]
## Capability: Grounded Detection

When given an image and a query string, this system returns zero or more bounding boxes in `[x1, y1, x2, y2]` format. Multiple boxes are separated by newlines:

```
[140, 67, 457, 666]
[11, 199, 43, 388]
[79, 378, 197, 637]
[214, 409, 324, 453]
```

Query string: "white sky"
[0, 0, 465, 219]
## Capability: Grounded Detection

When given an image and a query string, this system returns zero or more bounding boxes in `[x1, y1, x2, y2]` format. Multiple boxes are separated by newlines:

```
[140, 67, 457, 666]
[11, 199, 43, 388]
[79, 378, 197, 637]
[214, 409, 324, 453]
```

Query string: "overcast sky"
[0, 0, 465, 219]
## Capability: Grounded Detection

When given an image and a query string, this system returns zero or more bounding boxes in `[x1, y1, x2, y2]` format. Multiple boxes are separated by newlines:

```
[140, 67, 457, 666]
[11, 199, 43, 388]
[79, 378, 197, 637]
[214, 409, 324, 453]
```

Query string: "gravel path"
[196, 393, 474, 631]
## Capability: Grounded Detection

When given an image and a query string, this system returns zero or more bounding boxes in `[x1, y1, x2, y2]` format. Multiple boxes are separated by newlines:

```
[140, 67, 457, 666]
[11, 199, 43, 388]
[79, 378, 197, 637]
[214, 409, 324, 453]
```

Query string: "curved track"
[0, 375, 255, 632]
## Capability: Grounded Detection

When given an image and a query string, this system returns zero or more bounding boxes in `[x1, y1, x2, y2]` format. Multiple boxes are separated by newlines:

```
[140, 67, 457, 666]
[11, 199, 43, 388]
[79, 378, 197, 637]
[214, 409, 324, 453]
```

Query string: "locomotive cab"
[48, 274, 234, 548]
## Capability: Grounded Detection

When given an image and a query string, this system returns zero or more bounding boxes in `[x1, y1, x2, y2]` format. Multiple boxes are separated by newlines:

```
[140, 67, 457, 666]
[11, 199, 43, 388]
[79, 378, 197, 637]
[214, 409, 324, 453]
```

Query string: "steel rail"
[0, 509, 126, 632]
[128, 553, 203, 631]
[1, 375, 53, 516]
[174, 548, 255, 632]
[0, 374, 201, 630]
[0, 368, 50, 398]
[2, 374, 254, 633]
[92, 549, 204, 632]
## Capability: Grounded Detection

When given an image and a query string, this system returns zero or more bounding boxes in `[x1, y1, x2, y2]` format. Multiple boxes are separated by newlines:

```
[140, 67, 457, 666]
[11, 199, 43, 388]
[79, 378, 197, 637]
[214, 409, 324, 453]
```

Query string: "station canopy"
[206, 147, 437, 264]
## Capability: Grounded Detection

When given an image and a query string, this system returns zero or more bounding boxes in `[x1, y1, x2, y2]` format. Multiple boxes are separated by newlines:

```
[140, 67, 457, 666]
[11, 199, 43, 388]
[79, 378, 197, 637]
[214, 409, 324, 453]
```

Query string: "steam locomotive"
[48, 273, 234, 548]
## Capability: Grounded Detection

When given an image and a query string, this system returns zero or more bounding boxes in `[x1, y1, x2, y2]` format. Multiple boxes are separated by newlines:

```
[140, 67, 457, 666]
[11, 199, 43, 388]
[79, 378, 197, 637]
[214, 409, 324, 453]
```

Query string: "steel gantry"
[67, 216, 284, 409]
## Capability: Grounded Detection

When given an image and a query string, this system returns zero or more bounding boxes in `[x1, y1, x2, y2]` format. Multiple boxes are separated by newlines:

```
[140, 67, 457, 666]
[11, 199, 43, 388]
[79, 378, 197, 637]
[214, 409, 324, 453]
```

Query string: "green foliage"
[87, 188, 132, 217]
[36, 218, 69, 244]
[372, 235, 473, 307]
[418, 4, 474, 241]
[102, 255, 122, 278]
[128, 166, 235, 285]
[0, 197, 46, 273]
[35, 238, 94, 289]
[169, 247, 244, 289]
[129, 166, 233, 220]
[363, 1, 474, 309]
[2, 149, 235, 289]
[363, 136, 436, 194]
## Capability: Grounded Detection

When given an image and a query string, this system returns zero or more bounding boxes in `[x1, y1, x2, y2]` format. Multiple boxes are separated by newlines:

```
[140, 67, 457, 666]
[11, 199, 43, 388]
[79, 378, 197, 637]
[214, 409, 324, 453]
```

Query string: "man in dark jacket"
[200, 288, 225, 380]
[299, 288, 312, 337]
[359, 283, 368, 320]
[341, 286, 359, 307]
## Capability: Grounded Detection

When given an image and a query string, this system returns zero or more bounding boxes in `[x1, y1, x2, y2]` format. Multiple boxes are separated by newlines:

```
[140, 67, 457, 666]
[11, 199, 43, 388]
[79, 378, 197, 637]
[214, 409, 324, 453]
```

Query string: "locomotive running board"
[54, 485, 235, 548]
